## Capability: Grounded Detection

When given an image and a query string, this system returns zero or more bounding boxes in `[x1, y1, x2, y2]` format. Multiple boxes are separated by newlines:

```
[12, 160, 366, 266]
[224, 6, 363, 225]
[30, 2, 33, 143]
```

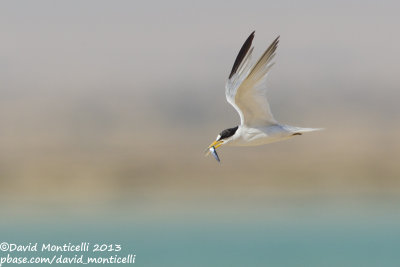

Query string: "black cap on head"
[217, 126, 238, 141]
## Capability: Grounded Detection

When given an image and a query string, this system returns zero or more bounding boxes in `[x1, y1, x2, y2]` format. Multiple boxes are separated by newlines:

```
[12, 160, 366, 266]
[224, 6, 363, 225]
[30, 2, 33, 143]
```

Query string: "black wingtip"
[265, 35, 280, 58]
[228, 31, 255, 79]
[274, 35, 280, 46]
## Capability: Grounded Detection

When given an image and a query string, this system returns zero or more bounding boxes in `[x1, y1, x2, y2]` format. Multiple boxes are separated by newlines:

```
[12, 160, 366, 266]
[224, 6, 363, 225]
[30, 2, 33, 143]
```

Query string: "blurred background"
[1, 0, 400, 266]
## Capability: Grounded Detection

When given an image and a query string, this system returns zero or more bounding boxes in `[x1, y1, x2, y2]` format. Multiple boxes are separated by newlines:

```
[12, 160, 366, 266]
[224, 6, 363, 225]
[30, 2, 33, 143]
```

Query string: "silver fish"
[210, 146, 220, 162]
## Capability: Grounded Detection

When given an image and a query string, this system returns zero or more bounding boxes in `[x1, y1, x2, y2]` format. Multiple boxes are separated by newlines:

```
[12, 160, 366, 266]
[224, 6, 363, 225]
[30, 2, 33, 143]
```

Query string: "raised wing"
[225, 31, 255, 125]
[226, 33, 279, 126]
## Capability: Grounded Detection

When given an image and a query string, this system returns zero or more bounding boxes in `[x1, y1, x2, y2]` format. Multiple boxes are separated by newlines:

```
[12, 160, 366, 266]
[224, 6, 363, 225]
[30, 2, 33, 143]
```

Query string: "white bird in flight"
[206, 31, 321, 162]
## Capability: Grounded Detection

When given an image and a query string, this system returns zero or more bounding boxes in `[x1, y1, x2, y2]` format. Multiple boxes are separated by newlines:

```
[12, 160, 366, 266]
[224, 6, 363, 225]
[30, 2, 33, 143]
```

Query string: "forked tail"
[283, 125, 323, 135]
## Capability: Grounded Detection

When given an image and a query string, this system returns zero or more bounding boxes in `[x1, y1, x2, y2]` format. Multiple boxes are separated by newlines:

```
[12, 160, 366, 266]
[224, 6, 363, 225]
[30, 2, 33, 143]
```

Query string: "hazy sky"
[1, 0, 400, 91]
[1, 0, 399, 137]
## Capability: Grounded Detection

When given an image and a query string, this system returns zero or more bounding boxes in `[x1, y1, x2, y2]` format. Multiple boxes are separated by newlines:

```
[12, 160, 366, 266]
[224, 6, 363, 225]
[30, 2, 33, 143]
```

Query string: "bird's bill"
[204, 140, 223, 156]
[208, 140, 223, 149]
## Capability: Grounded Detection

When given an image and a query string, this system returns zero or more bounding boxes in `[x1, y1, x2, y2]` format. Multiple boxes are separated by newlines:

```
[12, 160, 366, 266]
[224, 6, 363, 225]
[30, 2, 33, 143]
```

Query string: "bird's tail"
[283, 125, 324, 134]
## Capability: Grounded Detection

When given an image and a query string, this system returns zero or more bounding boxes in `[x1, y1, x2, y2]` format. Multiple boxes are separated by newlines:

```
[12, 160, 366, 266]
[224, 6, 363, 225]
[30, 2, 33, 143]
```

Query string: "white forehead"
[216, 134, 221, 140]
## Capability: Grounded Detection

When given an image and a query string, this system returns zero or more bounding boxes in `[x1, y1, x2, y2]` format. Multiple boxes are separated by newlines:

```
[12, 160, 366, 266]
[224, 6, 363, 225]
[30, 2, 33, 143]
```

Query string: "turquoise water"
[2, 207, 400, 267]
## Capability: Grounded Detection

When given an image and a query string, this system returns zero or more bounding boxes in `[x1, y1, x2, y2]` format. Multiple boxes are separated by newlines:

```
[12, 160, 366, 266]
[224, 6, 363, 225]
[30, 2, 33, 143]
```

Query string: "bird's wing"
[226, 33, 279, 127]
[225, 31, 255, 125]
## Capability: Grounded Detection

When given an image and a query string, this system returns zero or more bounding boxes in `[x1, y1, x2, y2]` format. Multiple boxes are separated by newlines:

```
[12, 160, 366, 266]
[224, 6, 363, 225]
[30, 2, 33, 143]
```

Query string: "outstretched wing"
[225, 31, 255, 125]
[225, 33, 279, 127]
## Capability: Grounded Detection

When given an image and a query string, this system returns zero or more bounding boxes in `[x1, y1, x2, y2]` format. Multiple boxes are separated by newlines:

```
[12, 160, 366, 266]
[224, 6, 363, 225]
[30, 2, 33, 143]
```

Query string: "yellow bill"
[204, 140, 223, 156]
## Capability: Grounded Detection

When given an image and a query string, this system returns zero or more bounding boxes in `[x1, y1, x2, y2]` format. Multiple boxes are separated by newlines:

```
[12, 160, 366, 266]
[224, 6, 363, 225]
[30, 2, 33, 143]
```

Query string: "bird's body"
[206, 31, 321, 161]
[226, 125, 316, 147]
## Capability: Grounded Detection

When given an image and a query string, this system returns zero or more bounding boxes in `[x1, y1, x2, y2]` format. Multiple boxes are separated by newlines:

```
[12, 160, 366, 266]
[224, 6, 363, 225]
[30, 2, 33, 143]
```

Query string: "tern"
[206, 31, 321, 162]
